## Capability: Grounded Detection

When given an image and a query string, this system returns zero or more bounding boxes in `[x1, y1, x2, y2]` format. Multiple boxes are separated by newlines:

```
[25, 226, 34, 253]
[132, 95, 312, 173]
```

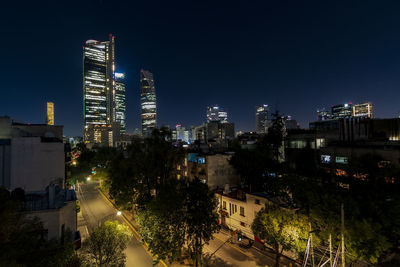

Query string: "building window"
[240, 206, 245, 217]
[223, 201, 226, 210]
[255, 199, 260, 205]
[229, 203, 232, 216]
[235, 205, 237, 213]
[321, 155, 331, 163]
[240, 222, 246, 227]
[336, 156, 348, 164]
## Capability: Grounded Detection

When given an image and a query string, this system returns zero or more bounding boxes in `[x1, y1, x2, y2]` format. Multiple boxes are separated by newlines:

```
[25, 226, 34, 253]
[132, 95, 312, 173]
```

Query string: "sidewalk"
[99, 188, 298, 267]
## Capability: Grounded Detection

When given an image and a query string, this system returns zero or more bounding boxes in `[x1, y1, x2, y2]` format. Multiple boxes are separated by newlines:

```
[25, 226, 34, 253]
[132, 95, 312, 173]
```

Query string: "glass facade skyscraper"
[255, 104, 269, 133]
[331, 103, 353, 119]
[140, 69, 157, 137]
[83, 35, 115, 142]
[207, 105, 228, 123]
[83, 35, 126, 144]
[115, 72, 126, 134]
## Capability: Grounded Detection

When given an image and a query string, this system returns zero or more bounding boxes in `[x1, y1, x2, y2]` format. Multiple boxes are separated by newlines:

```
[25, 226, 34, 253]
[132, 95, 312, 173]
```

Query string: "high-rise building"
[46, 102, 54, 125]
[317, 108, 331, 121]
[115, 72, 126, 134]
[353, 102, 373, 118]
[140, 69, 157, 137]
[255, 104, 269, 133]
[83, 35, 125, 146]
[282, 115, 299, 130]
[172, 124, 190, 143]
[331, 103, 353, 119]
[207, 105, 228, 123]
[83, 35, 115, 142]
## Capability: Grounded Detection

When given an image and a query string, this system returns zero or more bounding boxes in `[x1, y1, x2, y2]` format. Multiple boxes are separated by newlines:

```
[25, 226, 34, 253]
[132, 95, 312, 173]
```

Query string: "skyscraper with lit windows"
[83, 35, 115, 142]
[207, 105, 228, 123]
[46, 102, 54, 125]
[255, 104, 269, 133]
[115, 72, 126, 134]
[140, 69, 157, 136]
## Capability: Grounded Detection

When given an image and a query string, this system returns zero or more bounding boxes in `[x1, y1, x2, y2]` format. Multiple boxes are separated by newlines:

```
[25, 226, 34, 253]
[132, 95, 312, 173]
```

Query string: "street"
[76, 181, 155, 267]
[76, 181, 293, 267]
[203, 231, 293, 267]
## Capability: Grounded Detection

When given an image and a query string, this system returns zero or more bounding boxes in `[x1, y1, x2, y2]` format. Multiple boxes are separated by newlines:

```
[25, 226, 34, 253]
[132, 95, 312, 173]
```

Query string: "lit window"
[321, 155, 331, 163]
[336, 157, 348, 164]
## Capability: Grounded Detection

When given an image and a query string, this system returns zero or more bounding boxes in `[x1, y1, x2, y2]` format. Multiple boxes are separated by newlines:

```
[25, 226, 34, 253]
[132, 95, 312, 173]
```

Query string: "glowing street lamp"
[117, 211, 122, 216]
[87, 177, 91, 181]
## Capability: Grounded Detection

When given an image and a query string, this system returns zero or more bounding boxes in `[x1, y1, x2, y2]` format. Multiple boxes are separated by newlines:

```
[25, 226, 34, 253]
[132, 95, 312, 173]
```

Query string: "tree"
[267, 110, 286, 162]
[108, 129, 184, 208]
[81, 220, 132, 267]
[136, 179, 187, 263]
[0, 187, 79, 267]
[185, 178, 219, 267]
[252, 204, 309, 267]
[346, 218, 390, 264]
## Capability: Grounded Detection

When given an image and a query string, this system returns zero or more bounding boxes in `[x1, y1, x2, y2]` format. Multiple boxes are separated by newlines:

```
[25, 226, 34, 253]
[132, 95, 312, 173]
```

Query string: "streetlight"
[87, 177, 91, 181]
[117, 211, 122, 216]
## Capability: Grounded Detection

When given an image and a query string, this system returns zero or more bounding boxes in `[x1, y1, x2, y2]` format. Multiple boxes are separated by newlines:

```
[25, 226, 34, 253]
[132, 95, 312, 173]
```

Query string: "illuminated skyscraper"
[207, 105, 228, 123]
[115, 72, 126, 134]
[46, 102, 54, 125]
[255, 104, 269, 133]
[317, 108, 331, 121]
[331, 103, 353, 119]
[140, 69, 157, 136]
[353, 102, 373, 118]
[83, 35, 116, 143]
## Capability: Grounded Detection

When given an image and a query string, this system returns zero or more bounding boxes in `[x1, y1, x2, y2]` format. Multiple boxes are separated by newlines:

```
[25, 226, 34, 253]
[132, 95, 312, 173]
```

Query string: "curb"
[98, 188, 168, 267]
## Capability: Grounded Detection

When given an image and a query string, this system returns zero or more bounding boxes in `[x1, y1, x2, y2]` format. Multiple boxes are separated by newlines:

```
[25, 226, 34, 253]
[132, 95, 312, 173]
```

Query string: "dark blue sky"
[1, 0, 400, 136]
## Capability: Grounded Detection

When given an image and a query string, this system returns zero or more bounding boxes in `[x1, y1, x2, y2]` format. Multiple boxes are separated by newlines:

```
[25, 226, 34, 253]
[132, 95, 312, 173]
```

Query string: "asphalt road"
[203, 232, 294, 267]
[77, 181, 154, 267]
[77, 181, 294, 267]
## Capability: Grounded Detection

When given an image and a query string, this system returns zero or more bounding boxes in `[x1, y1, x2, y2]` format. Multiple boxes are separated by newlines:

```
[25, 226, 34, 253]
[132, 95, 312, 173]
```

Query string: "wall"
[26, 201, 77, 240]
[10, 137, 65, 191]
[206, 154, 240, 189]
[217, 192, 267, 239]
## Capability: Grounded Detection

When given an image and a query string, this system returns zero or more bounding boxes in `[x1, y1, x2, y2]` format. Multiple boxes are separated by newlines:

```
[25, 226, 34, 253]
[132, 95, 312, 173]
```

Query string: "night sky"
[2, 1, 400, 136]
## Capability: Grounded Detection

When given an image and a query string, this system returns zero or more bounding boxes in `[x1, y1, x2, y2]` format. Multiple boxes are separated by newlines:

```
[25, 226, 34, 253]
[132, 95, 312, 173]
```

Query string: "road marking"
[98, 189, 168, 267]
[212, 234, 257, 261]
[85, 225, 89, 236]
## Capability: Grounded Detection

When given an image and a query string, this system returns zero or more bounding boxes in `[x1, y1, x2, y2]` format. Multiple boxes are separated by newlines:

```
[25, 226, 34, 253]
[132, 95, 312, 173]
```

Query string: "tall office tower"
[317, 108, 331, 121]
[46, 102, 54, 125]
[207, 105, 228, 123]
[331, 103, 353, 119]
[140, 69, 157, 137]
[83, 35, 116, 143]
[115, 72, 126, 134]
[255, 104, 269, 133]
[353, 102, 373, 118]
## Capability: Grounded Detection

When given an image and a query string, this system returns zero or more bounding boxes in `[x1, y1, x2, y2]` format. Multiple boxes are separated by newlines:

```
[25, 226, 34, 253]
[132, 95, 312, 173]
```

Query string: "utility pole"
[329, 234, 333, 267]
[341, 204, 345, 267]
[309, 222, 315, 267]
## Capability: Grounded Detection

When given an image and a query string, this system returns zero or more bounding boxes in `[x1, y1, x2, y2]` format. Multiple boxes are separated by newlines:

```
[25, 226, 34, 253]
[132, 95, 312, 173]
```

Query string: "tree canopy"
[81, 220, 132, 267]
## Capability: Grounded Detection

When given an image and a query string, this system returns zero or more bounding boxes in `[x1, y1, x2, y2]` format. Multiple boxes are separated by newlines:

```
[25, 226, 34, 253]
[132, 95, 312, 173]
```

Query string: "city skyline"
[2, 1, 400, 136]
